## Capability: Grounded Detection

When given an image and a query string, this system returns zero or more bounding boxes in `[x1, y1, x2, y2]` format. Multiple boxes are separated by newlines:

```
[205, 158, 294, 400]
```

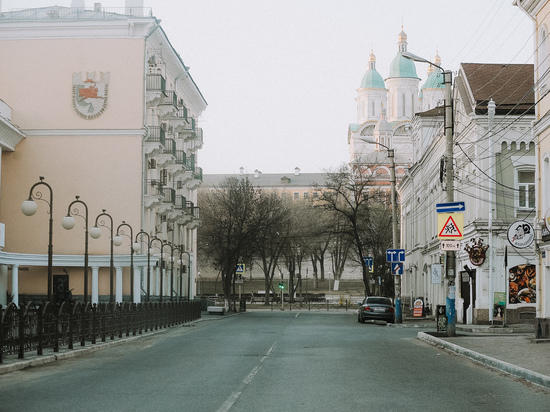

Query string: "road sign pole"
[388, 149, 402, 324]
[443, 69, 456, 337]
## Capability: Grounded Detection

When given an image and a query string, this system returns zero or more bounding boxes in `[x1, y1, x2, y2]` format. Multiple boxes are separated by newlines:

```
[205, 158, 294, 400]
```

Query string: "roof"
[360, 69, 386, 89]
[421, 69, 444, 90]
[387, 53, 420, 80]
[201, 172, 326, 189]
[460, 63, 534, 115]
[0, 6, 152, 20]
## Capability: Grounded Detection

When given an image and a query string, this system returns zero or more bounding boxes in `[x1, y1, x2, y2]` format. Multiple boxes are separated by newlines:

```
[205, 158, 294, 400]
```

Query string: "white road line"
[216, 341, 277, 412]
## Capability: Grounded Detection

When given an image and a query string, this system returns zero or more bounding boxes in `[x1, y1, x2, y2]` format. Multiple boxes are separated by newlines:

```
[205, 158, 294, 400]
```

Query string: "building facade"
[0, 1, 206, 305]
[401, 63, 536, 323]
[516, 0, 550, 337]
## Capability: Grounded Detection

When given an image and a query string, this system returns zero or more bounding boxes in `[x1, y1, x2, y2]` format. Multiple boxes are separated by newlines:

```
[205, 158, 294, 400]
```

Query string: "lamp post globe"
[132, 242, 141, 253]
[89, 226, 102, 239]
[61, 215, 76, 230]
[113, 235, 123, 247]
[21, 199, 38, 216]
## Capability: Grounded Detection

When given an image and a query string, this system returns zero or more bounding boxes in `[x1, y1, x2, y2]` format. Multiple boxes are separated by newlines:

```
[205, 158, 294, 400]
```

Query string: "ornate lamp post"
[179, 249, 191, 300]
[61, 196, 89, 303]
[167, 243, 182, 302]
[135, 230, 151, 302]
[150, 237, 166, 302]
[90, 210, 122, 303]
[22, 177, 54, 302]
[114, 221, 140, 302]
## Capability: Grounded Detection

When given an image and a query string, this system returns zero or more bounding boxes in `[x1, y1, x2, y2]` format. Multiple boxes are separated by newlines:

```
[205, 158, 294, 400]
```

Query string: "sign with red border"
[437, 213, 463, 239]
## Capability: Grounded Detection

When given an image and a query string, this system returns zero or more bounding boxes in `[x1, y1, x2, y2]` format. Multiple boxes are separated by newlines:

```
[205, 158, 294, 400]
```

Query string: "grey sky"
[2, 1, 534, 174]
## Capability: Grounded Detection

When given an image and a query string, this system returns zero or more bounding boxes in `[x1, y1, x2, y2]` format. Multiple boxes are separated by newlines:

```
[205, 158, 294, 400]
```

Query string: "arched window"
[402, 93, 406, 117]
[540, 25, 549, 91]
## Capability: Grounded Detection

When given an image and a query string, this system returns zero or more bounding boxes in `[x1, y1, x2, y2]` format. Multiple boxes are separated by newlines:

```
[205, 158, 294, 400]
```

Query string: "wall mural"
[508, 264, 536, 304]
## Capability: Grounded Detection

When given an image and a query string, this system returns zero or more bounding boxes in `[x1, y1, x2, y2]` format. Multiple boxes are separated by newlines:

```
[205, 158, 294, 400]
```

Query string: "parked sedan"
[357, 296, 395, 323]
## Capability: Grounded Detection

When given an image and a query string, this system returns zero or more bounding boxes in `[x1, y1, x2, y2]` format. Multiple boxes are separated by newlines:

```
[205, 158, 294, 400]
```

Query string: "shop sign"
[413, 298, 424, 317]
[507, 221, 535, 249]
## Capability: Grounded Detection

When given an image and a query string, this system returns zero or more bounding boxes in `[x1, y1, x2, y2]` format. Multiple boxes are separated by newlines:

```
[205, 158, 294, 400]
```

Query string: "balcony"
[144, 179, 163, 209]
[187, 166, 203, 190]
[188, 205, 202, 230]
[146, 74, 166, 107]
[144, 126, 165, 157]
[167, 106, 191, 133]
[154, 136, 176, 167]
[187, 127, 204, 152]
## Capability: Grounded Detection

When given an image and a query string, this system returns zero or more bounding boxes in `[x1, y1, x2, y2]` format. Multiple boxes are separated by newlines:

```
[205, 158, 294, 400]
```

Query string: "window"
[518, 170, 535, 208]
[303, 192, 309, 200]
[371, 101, 375, 117]
[293, 192, 300, 200]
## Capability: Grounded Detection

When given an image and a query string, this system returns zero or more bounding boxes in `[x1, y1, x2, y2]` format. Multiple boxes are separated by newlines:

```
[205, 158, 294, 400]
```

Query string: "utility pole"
[402, 51, 456, 336]
[388, 148, 402, 323]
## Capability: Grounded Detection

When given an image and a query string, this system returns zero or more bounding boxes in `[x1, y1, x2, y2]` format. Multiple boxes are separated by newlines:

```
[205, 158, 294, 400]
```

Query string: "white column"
[134, 266, 141, 303]
[92, 266, 99, 304]
[0, 264, 8, 306]
[155, 266, 160, 297]
[116, 266, 123, 303]
[11, 264, 19, 307]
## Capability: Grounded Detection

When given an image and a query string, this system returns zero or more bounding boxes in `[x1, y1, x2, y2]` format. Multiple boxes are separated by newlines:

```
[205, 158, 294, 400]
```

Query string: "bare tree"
[198, 178, 285, 310]
[318, 164, 392, 296]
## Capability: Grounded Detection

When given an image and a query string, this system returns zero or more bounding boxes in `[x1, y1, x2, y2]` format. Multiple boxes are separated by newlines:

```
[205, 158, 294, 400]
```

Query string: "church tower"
[385, 29, 420, 122]
[356, 51, 387, 124]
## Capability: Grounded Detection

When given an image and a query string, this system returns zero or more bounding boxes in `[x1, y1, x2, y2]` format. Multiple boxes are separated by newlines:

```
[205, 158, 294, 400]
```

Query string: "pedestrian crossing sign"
[437, 213, 464, 239]
[236, 264, 245, 275]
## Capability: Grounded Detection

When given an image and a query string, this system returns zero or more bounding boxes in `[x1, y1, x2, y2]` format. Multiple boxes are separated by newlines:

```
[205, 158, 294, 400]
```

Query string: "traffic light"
[278, 282, 285, 290]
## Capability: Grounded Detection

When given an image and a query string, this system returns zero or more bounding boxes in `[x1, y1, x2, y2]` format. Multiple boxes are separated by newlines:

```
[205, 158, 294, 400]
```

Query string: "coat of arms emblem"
[72, 72, 109, 119]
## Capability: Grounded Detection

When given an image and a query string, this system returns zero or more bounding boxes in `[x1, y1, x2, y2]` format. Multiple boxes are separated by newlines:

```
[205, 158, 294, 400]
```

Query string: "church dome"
[388, 53, 419, 79]
[360, 70, 385, 89]
[420, 53, 444, 90]
[387, 28, 420, 80]
[360, 51, 385, 89]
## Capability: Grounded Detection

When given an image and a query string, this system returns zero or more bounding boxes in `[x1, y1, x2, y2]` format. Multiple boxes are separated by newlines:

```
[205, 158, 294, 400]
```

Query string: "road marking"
[216, 341, 277, 412]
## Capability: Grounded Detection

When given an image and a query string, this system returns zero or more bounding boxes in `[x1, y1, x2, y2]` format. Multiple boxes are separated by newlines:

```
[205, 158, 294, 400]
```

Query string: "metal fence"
[269, 298, 359, 312]
[0, 300, 201, 363]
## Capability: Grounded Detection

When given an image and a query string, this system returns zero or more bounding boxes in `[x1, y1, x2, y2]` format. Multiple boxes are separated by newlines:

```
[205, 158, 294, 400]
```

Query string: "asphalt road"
[1, 311, 549, 411]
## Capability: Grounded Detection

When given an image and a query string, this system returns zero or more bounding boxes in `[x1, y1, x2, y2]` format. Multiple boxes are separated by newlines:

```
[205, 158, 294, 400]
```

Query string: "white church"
[348, 29, 445, 173]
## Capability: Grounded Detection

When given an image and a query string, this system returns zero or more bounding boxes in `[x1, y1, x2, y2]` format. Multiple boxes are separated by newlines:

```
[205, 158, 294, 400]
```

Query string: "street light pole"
[150, 237, 167, 302]
[90, 210, 121, 304]
[135, 230, 151, 302]
[179, 248, 191, 301]
[403, 51, 456, 336]
[62, 196, 89, 304]
[22, 177, 54, 302]
[115, 221, 140, 303]
[359, 139, 401, 323]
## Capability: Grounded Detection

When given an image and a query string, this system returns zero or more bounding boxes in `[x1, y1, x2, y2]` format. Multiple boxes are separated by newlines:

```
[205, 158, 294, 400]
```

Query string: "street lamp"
[135, 230, 151, 302]
[150, 237, 168, 302]
[360, 138, 401, 323]
[402, 51, 456, 336]
[22, 177, 54, 302]
[166, 243, 181, 302]
[90, 210, 122, 303]
[62, 196, 89, 304]
[114, 221, 140, 303]
[179, 248, 191, 300]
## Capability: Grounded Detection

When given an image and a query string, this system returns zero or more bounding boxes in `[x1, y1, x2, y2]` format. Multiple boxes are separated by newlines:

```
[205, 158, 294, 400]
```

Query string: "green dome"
[421, 69, 444, 90]
[360, 69, 385, 89]
[387, 53, 420, 79]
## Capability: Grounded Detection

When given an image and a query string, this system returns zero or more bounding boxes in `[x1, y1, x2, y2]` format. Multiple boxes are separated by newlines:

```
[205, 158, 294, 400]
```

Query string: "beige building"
[0, 2, 206, 305]
[516, 0, 550, 338]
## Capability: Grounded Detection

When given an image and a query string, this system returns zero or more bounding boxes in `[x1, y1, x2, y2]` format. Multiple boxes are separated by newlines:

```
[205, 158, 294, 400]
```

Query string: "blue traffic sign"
[363, 257, 373, 267]
[436, 202, 465, 213]
[386, 249, 405, 262]
[391, 262, 404, 275]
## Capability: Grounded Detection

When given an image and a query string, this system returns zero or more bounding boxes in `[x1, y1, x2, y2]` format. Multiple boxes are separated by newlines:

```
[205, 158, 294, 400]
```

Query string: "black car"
[357, 296, 395, 323]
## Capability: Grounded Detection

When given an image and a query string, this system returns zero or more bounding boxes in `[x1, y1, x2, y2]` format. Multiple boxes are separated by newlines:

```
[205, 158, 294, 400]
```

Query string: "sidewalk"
[405, 317, 550, 389]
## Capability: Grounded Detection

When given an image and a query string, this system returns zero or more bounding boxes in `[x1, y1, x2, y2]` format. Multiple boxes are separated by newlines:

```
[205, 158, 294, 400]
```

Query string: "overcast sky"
[2, 1, 535, 174]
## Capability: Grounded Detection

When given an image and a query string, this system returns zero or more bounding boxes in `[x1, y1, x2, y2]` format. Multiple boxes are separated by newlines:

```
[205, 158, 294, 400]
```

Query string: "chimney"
[94, 3, 102, 12]
[254, 169, 260, 179]
[294, 167, 300, 176]
[239, 167, 244, 175]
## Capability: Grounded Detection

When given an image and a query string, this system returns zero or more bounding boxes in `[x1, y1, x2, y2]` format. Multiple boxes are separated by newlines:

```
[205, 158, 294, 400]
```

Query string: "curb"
[417, 332, 550, 389]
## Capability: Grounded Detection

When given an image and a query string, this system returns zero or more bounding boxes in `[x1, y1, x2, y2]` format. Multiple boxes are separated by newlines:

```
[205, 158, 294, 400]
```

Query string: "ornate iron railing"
[0, 300, 201, 363]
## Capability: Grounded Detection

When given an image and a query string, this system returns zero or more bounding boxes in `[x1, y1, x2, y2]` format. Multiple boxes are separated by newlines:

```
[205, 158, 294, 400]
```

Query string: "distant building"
[201, 167, 325, 201]
[0, 1, 206, 305]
